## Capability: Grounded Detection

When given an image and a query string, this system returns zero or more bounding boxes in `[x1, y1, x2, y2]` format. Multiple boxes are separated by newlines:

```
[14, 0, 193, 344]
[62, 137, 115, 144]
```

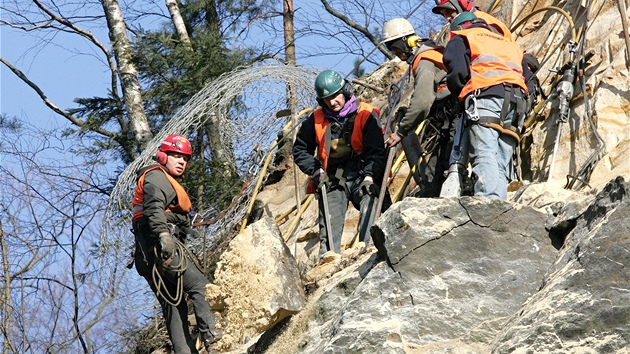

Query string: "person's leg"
[181, 259, 219, 348]
[348, 178, 380, 243]
[317, 185, 348, 256]
[468, 124, 502, 198]
[357, 193, 378, 243]
[160, 252, 199, 354]
[422, 120, 454, 197]
[468, 96, 508, 199]
[161, 299, 197, 354]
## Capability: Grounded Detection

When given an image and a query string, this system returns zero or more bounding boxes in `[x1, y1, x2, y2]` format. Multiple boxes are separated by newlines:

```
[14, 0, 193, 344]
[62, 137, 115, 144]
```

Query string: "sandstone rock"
[211, 216, 306, 350]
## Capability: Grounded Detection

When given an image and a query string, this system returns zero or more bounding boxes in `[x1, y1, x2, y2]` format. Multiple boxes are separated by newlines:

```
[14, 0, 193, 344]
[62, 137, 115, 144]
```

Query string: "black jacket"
[134, 165, 190, 240]
[292, 106, 387, 183]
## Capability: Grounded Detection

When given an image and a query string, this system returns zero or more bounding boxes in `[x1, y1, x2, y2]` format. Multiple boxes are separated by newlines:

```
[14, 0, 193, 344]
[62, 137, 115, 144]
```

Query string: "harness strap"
[501, 85, 511, 123]
[324, 123, 332, 163]
[501, 84, 528, 135]
[476, 116, 521, 142]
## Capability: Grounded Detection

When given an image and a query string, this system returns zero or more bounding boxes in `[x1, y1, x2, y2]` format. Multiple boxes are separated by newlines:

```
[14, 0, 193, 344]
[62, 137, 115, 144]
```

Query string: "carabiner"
[464, 93, 480, 122]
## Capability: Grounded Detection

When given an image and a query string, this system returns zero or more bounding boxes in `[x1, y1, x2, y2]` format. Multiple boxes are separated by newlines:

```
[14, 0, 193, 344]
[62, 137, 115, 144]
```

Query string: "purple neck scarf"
[323, 95, 358, 120]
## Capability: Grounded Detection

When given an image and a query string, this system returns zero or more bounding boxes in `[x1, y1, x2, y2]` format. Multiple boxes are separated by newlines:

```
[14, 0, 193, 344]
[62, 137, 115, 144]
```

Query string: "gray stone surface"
[492, 177, 630, 353]
[296, 197, 558, 353]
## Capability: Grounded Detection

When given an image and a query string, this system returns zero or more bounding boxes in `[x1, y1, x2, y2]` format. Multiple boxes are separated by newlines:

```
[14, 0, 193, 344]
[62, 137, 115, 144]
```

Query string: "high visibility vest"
[131, 166, 192, 223]
[473, 10, 513, 41]
[313, 102, 379, 171]
[452, 27, 527, 101]
[411, 47, 449, 95]
[411, 47, 446, 75]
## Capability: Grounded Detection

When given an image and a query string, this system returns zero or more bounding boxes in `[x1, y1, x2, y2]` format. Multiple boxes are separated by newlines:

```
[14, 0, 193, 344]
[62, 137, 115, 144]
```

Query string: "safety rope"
[152, 239, 189, 307]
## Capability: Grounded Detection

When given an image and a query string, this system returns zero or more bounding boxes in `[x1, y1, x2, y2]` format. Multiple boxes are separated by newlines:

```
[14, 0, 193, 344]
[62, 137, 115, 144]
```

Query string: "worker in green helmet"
[292, 69, 390, 259]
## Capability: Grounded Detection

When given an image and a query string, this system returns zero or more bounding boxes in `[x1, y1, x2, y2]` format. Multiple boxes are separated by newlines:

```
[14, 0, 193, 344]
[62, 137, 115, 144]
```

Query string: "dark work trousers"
[134, 230, 217, 354]
[317, 175, 391, 257]
[416, 114, 458, 198]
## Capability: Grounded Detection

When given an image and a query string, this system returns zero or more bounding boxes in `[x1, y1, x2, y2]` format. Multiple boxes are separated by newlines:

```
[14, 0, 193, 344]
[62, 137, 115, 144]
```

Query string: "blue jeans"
[465, 96, 517, 200]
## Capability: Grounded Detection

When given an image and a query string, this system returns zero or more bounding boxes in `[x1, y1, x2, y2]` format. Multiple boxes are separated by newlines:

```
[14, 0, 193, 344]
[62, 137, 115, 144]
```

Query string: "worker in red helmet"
[131, 134, 220, 354]
[441, 13, 531, 199]
[432, 0, 513, 41]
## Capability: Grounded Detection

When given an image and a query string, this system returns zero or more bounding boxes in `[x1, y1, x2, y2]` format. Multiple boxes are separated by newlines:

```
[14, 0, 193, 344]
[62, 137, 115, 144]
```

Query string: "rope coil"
[152, 239, 189, 307]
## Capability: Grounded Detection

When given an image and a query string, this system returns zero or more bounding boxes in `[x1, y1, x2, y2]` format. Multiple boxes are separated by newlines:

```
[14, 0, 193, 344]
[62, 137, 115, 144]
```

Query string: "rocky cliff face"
[229, 178, 629, 354]
[205, 0, 630, 353]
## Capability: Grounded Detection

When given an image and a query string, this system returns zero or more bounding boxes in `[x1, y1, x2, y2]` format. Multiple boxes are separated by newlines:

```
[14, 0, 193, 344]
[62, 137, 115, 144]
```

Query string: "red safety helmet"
[432, 0, 474, 14]
[155, 134, 192, 165]
[160, 134, 192, 156]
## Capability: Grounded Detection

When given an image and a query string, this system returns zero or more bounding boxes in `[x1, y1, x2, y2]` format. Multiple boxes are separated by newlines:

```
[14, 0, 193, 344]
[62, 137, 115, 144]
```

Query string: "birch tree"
[0, 0, 152, 161]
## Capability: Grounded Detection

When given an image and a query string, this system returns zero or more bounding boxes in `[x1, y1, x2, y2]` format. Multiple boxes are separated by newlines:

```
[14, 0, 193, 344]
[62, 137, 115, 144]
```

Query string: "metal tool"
[319, 183, 336, 253]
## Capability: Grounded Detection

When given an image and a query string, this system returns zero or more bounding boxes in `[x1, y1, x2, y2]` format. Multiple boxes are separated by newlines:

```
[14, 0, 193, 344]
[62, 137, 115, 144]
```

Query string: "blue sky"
[0, 9, 351, 130]
[0, 1, 436, 132]
[1, 24, 110, 129]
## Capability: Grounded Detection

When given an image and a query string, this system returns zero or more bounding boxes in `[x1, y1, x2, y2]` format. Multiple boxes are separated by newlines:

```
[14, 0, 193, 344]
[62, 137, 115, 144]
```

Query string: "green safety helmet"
[314, 70, 347, 99]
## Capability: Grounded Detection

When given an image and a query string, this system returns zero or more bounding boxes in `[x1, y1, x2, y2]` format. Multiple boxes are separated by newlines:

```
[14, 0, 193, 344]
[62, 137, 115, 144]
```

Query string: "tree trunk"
[205, 0, 220, 37]
[101, 0, 153, 151]
[283, 0, 301, 208]
[1, 219, 14, 354]
[165, 0, 193, 48]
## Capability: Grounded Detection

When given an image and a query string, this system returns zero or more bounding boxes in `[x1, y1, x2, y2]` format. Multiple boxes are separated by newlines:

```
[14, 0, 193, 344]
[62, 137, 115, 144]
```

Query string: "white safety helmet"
[381, 18, 415, 44]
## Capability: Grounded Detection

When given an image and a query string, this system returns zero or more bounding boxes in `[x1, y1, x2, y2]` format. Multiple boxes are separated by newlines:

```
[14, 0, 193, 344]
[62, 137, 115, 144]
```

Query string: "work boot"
[203, 331, 218, 353]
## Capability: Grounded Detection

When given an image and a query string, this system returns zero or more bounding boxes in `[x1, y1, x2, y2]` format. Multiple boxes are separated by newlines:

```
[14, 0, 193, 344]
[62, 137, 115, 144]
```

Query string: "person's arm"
[397, 59, 442, 137]
[444, 35, 471, 98]
[361, 111, 387, 182]
[292, 113, 320, 176]
[142, 169, 177, 236]
[521, 55, 534, 93]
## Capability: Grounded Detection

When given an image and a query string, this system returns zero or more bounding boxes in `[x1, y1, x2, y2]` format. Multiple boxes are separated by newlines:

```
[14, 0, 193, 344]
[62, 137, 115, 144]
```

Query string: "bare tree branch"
[0, 56, 116, 140]
[319, 0, 393, 60]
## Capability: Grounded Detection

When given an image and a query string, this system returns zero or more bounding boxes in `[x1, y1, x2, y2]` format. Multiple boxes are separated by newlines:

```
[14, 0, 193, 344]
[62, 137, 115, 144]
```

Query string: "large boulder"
[295, 197, 558, 353]
[207, 216, 306, 350]
[492, 177, 630, 352]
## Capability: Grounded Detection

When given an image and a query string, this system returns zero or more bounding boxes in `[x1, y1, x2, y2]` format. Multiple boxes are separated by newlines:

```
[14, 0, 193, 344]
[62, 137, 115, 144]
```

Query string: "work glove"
[359, 177, 380, 198]
[312, 168, 328, 188]
[158, 231, 176, 260]
[395, 106, 408, 123]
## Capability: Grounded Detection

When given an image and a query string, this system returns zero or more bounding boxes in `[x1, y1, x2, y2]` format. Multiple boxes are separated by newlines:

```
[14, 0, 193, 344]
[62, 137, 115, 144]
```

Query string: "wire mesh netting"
[99, 64, 318, 304]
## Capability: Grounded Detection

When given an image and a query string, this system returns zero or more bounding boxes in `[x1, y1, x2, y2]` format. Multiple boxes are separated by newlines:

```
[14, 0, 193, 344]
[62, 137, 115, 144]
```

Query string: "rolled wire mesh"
[99, 64, 318, 307]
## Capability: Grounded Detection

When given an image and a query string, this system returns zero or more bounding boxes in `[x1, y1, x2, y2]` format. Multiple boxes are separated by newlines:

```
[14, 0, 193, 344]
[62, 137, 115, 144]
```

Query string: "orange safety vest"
[411, 47, 446, 75]
[452, 27, 527, 101]
[131, 166, 192, 223]
[411, 47, 449, 95]
[473, 10, 513, 42]
[313, 101, 379, 171]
